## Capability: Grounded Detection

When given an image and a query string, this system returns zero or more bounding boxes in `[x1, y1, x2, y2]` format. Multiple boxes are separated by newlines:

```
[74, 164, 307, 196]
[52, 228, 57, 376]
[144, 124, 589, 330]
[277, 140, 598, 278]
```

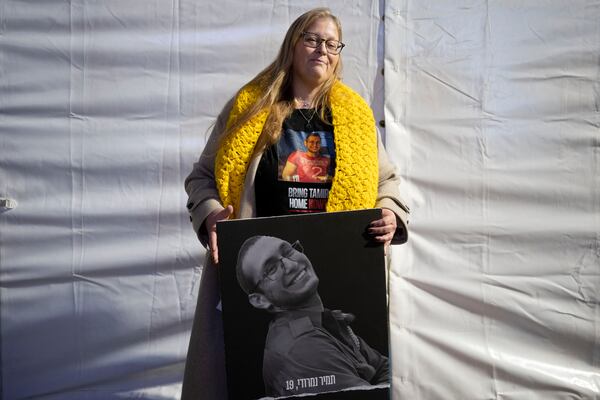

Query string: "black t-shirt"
[255, 109, 336, 217]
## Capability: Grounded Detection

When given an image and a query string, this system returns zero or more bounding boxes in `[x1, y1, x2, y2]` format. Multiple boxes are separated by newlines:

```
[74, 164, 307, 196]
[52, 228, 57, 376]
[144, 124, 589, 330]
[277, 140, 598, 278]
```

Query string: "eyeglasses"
[250, 240, 304, 293]
[301, 32, 345, 55]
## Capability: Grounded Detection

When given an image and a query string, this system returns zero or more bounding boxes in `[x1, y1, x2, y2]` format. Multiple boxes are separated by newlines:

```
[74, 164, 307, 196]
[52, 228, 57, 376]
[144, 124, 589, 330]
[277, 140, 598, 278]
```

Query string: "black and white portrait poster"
[217, 209, 390, 400]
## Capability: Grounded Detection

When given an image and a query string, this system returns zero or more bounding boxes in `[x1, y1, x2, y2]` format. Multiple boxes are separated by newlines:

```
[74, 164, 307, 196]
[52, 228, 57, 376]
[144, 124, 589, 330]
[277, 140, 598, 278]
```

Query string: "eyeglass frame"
[250, 240, 304, 294]
[301, 31, 345, 55]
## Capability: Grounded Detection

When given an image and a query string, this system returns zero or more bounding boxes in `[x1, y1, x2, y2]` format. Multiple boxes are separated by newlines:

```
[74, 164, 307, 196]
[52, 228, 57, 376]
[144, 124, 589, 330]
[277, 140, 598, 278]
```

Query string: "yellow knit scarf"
[215, 81, 378, 216]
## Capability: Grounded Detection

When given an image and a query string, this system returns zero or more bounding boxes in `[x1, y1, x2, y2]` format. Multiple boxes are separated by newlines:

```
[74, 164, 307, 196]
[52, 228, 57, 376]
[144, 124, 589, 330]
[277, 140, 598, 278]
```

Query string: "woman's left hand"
[369, 208, 397, 253]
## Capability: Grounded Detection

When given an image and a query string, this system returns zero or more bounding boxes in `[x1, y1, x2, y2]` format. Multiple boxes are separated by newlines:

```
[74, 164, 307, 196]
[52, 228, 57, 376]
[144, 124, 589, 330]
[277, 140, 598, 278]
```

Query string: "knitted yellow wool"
[214, 81, 378, 216]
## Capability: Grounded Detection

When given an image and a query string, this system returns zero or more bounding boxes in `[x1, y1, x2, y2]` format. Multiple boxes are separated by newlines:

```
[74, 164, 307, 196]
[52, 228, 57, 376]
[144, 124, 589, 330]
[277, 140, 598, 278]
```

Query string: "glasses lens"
[327, 42, 340, 54]
[303, 33, 319, 48]
[264, 262, 280, 281]
[302, 32, 344, 54]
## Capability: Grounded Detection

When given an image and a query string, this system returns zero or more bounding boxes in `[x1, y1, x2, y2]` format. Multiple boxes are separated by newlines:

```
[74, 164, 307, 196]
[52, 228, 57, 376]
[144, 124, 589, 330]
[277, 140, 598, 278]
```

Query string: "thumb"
[214, 204, 234, 221]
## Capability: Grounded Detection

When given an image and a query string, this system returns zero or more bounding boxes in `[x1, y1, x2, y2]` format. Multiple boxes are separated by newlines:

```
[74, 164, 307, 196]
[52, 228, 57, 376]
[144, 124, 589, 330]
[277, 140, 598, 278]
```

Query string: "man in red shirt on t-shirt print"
[282, 133, 331, 183]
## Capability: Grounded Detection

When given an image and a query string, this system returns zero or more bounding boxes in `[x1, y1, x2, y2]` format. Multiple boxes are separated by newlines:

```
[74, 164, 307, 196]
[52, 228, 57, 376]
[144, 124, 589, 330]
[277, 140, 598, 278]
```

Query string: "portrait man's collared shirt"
[262, 309, 389, 397]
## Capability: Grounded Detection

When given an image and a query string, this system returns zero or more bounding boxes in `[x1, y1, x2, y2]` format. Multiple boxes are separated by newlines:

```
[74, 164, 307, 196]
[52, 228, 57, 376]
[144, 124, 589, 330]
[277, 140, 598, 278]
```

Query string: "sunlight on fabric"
[489, 349, 599, 393]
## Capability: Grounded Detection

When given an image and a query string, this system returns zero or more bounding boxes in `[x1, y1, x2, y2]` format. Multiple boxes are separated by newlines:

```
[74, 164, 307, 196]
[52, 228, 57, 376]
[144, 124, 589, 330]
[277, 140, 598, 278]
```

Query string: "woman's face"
[292, 17, 340, 90]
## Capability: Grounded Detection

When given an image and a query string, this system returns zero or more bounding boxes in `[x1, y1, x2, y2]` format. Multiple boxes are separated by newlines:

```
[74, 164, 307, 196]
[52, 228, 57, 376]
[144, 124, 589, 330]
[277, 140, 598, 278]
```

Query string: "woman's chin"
[296, 70, 330, 88]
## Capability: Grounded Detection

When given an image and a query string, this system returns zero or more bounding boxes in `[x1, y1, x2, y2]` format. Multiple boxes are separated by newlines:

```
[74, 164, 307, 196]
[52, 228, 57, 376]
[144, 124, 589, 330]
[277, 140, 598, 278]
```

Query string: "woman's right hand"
[205, 205, 234, 264]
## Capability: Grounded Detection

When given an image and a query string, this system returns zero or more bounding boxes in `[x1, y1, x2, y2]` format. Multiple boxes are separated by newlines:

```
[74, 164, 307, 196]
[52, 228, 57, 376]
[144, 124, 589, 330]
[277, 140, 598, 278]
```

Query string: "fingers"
[368, 219, 395, 233]
[205, 205, 234, 265]
[214, 204, 234, 221]
[369, 221, 396, 239]
[371, 229, 395, 243]
[208, 230, 219, 264]
[369, 208, 397, 245]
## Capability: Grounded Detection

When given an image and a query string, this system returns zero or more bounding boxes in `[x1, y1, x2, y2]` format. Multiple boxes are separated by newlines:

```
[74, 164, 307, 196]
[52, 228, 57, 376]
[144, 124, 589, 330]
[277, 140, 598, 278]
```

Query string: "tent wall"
[0, 1, 598, 399]
[386, 1, 599, 398]
[0, 1, 383, 399]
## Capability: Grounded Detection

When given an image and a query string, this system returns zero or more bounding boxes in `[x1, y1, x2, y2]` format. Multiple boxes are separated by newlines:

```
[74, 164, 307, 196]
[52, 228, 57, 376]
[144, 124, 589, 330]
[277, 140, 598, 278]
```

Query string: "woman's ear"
[248, 293, 273, 310]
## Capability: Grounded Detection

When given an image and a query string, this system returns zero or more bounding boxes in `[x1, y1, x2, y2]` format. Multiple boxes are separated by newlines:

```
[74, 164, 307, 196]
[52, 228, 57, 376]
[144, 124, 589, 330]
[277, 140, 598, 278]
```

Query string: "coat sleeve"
[375, 133, 410, 244]
[184, 97, 235, 247]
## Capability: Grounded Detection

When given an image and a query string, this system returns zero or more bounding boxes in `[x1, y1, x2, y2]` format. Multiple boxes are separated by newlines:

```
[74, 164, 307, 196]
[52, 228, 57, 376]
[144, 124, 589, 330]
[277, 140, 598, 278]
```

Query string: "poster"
[217, 209, 390, 400]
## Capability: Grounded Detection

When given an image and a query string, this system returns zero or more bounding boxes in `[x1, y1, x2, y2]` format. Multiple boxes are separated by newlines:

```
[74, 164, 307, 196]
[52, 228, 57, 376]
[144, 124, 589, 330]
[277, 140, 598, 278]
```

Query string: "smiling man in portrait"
[236, 235, 389, 398]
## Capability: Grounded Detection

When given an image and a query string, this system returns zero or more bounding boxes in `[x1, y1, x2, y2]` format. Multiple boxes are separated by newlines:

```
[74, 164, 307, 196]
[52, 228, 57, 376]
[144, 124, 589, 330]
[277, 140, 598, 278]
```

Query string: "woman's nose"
[316, 41, 327, 54]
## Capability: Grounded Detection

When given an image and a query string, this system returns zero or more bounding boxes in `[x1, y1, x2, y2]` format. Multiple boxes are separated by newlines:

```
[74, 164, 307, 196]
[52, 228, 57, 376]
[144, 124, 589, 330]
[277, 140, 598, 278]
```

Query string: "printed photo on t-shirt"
[277, 129, 335, 183]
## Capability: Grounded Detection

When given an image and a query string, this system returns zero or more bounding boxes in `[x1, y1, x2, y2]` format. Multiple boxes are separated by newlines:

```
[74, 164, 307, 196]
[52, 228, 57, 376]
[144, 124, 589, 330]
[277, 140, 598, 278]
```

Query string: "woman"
[182, 8, 409, 399]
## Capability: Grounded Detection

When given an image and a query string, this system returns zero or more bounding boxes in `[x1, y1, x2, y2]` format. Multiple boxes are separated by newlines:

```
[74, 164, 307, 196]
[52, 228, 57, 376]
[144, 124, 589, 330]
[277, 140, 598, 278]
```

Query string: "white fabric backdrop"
[0, 1, 598, 399]
[0, 1, 383, 399]
[386, 1, 599, 398]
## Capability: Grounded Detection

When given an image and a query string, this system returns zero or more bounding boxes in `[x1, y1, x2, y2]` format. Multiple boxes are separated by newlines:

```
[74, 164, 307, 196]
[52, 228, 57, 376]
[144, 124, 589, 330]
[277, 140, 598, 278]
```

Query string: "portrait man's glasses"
[250, 240, 304, 293]
[301, 32, 345, 55]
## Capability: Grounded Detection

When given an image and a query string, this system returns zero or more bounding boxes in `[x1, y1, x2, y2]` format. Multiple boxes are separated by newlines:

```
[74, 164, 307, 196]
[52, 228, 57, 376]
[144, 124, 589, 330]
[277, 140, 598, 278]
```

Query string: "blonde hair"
[222, 8, 343, 153]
